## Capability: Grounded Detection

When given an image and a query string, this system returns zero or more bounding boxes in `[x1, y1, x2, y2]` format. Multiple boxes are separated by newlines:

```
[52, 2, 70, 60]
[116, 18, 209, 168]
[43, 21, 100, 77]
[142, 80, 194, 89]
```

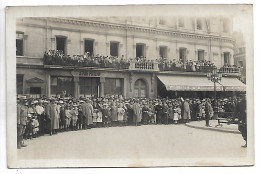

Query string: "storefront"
[157, 74, 246, 99]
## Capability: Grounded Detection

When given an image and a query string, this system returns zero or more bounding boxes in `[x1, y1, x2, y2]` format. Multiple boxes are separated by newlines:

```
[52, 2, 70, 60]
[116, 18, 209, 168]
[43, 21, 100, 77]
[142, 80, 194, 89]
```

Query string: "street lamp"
[207, 67, 222, 113]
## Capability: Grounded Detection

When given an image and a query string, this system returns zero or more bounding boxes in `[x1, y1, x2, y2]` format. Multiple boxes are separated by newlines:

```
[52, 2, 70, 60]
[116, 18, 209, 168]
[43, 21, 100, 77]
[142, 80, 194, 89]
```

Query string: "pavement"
[185, 120, 240, 134]
[17, 124, 247, 167]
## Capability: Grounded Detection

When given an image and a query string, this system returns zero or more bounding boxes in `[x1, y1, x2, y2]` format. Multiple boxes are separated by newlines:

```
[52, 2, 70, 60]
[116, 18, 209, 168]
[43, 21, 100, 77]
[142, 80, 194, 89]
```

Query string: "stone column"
[73, 76, 79, 99]
[99, 77, 105, 97]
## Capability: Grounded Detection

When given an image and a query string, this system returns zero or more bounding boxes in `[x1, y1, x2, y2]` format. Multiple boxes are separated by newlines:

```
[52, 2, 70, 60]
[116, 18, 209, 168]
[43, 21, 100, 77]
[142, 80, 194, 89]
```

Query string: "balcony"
[129, 61, 159, 71]
[219, 66, 241, 76]
[40, 51, 240, 77]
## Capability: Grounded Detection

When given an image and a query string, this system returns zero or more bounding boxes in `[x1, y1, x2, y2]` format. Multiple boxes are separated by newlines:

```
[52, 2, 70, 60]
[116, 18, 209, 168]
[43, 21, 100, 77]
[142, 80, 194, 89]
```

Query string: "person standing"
[154, 101, 163, 124]
[35, 100, 45, 136]
[132, 100, 141, 126]
[110, 101, 118, 126]
[17, 97, 28, 149]
[204, 98, 212, 127]
[46, 99, 59, 135]
[235, 94, 247, 147]
[117, 103, 125, 126]
[59, 101, 66, 131]
[183, 99, 191, 123]
[84, 99, 94, 129]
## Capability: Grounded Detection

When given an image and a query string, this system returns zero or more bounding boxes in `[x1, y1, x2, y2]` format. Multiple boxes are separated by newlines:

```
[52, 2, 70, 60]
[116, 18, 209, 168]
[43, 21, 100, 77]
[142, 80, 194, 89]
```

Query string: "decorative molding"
[21, 18, 235, 44]
[26, 77, 44, 83]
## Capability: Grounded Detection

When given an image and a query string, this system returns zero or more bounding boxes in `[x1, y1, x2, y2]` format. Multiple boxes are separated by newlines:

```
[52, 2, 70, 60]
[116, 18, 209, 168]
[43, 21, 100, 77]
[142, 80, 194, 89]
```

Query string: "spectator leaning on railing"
[44, 50, 221, 73]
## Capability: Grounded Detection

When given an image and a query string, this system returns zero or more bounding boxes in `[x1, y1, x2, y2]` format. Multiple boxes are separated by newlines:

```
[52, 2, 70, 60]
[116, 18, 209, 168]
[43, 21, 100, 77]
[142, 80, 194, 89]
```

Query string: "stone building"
[16, 17, 245, 99]
[233, 32, 246, 84]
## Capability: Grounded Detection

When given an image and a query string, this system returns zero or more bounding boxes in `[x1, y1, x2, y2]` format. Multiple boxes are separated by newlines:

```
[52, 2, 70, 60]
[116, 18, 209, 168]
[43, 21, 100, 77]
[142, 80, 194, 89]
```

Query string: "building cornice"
[26, 17, 235, 45]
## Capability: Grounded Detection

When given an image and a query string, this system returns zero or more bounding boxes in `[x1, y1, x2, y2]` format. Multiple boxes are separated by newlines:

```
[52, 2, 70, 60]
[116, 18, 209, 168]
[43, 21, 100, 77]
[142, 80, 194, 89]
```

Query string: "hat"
[59, 101, 64, 104]
[20, 96, 27, 100]
[79, 100, 84, 103]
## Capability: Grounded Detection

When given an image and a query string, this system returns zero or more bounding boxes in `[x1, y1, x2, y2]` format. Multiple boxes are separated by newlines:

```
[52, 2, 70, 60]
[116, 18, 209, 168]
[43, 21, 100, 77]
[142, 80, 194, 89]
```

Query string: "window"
[104, 78, 123, 96]
[159, 17, 166, 25]
[79, 78, 98, 97]
[56, 36, 67, 55]
[16, 74, 24, 95]
[178, 17, 185, 27]
[110, 42, 119, 57]
[51, 77, 73, 97]
[16, 32, 24, 56]
[159, 46, 167, 59]
[198, 50, 205, 61]
[84, 39, 94, 56]
[179, 48, 187, 62]
[136, 43, 146, 57]
[224, 52, 230, 65]
[223, 19, 230, 33]
[197, 18, 202, 30]
[238, 61, 244, 68]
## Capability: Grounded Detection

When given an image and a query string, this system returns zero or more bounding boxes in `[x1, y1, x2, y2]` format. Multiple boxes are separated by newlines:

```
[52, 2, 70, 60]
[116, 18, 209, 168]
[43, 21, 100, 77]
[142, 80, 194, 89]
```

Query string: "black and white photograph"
[5, 4, 254, 168]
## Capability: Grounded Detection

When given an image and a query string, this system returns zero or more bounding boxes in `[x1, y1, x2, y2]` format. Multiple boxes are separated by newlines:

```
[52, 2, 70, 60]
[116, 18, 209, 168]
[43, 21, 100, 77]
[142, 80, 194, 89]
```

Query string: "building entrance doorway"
[134, 79, 147, 98]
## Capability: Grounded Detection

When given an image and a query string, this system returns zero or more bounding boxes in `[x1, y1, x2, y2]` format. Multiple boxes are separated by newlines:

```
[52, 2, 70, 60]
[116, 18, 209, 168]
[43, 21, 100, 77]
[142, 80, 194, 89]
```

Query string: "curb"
[185, 123, 241, 134]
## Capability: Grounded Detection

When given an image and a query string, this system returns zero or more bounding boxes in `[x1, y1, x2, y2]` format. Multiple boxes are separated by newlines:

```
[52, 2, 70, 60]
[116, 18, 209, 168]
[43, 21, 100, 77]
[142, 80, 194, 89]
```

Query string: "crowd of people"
[43, 50, 130, 69]
[43, 50, 225, 72]
[16, 94, 246, 149]
[157, 59, 216, 72]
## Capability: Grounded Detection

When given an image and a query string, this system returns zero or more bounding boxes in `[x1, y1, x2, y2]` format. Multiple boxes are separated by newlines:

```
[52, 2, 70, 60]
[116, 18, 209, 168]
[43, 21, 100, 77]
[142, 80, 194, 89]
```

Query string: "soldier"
[17, 96, 28, 149]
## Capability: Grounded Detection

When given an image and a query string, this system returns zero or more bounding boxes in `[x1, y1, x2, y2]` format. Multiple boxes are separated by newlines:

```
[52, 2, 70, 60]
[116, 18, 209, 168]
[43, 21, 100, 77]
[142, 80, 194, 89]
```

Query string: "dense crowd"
[17, 94, 244, 149]
[43, 50, 130, 69]
[43, 50, 221, 72]
[157, 58, 216, 72]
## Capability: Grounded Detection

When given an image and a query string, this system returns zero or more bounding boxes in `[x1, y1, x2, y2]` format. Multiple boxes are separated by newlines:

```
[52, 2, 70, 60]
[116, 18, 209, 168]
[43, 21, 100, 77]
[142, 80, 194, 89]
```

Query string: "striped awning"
[157, 75, 246, 91]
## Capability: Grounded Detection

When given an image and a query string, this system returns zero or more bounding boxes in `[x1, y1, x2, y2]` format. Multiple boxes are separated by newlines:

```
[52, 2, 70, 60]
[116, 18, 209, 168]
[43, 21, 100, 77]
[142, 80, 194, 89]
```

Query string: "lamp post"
[207, 67, 222, 114]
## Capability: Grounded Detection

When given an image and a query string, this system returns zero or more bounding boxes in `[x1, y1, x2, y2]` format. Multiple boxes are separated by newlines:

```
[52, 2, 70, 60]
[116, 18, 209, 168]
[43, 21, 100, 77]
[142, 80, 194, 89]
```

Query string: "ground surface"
[18, 124, 246, 160]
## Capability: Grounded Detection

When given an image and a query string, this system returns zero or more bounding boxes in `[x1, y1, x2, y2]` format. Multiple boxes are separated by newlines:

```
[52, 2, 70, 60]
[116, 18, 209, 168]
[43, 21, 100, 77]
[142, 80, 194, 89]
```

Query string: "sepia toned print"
[6, 5, 254, 167]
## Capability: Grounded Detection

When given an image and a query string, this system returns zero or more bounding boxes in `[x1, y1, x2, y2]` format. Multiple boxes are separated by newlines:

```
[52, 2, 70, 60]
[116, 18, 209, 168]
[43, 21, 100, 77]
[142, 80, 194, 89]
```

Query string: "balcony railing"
[40, 51, 240, 76]
[219, 66, 241, 74]
[129, 62, 159, 71]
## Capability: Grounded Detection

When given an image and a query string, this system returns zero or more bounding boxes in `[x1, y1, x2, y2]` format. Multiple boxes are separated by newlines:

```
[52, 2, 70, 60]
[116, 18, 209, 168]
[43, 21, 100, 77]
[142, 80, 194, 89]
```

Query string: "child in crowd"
[65, 106, 72, 131]
[71, 104, 78, 130]
[31, 116, 39, 138]
[173, 106, 179, 124]
[117, 103, 125, 126]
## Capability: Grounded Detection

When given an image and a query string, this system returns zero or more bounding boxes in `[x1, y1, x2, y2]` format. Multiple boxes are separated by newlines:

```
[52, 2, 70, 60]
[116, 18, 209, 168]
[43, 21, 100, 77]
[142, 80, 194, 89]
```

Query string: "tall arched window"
[134, 79, 147, 98]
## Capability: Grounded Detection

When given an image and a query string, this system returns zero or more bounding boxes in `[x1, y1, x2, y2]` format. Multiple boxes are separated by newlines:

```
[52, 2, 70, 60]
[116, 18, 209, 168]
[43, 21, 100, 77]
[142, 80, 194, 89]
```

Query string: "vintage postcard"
[6, 5, 254, 167]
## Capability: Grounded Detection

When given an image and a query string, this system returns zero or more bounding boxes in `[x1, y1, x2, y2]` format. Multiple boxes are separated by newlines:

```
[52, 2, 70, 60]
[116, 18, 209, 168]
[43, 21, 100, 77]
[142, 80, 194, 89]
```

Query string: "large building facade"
[16, 17, 245, 99]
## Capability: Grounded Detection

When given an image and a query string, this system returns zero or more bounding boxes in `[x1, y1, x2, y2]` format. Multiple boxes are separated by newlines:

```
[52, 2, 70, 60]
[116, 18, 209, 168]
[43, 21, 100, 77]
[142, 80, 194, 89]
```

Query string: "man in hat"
[82, 99, 94, 129]
[155, 101, 163, 124]
[35, 100, 45, 136]
[17, 96, 28, 149]
[46, 99, 59, 135]
[132, 100, 142, 126]
[183, 99, 191, 123]
[204, 98, 212, 127]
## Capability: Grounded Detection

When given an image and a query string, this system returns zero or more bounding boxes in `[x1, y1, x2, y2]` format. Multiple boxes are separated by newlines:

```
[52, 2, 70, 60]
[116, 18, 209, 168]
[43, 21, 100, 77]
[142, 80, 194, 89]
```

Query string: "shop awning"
[157, 75, 246, 91]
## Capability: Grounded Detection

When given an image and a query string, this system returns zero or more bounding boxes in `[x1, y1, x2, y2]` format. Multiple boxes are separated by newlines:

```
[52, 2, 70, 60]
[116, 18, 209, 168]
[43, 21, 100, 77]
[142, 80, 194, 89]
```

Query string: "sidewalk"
[185, 120, 241, 134]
